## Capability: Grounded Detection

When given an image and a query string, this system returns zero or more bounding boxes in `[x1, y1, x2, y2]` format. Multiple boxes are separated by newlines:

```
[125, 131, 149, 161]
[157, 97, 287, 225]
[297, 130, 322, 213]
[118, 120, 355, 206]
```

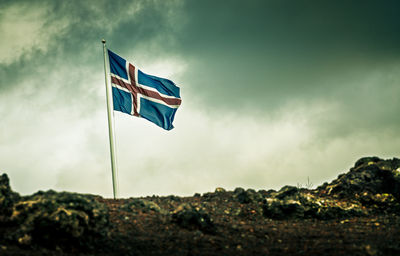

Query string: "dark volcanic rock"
[123, 198, 167, 214]
[275, 186, 300, 200]
[1, 156, 400, 255]
[263, 198, 304, 219]
[263, 192, 366, 220]
[171, 203, 215, 233]
[262, 157, 400, 220]
[234, 188, 263, 204]
[323, 157, 400, 199]
[0, 174, 20, 218]
[354, 156, 383, 168]
[356, 192, 400, 214]
[9, 190, 109, 249]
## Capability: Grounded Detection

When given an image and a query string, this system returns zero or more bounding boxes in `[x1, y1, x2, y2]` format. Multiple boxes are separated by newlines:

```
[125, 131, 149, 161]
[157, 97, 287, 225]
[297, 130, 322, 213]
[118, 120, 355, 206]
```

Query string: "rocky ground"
[1, 156, 400, 255]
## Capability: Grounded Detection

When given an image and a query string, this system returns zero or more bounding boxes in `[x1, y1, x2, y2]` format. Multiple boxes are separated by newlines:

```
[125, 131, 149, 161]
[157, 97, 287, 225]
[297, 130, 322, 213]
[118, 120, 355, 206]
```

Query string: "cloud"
[0, 3, 46, 64]
[0, 2, 71, 64]
[1, 0, 399, 198]
[174, 0, 400, 111]
[1, 66, 399, 197]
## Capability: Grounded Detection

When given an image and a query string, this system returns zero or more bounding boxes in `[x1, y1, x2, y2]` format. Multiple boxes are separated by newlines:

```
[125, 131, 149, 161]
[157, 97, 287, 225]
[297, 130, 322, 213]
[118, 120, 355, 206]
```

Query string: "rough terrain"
[1, 156, 400, 255]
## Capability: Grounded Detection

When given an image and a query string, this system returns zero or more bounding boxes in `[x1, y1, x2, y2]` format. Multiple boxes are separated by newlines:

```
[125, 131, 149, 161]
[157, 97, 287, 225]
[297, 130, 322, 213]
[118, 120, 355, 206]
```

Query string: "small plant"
[297, 176, 313, 189]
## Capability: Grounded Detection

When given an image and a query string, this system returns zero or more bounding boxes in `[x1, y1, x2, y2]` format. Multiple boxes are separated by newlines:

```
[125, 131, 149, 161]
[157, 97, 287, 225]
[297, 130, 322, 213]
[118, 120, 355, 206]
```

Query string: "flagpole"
[102, 39, 118, 199]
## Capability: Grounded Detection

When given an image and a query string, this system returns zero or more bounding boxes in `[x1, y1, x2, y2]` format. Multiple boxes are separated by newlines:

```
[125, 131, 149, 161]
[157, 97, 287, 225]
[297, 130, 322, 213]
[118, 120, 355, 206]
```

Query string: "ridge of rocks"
[0, 156, 399, 251]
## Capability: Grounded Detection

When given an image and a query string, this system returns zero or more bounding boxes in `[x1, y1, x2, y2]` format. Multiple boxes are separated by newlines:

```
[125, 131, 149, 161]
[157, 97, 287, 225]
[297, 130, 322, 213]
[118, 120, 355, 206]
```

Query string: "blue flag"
[107, 49, 182, 130]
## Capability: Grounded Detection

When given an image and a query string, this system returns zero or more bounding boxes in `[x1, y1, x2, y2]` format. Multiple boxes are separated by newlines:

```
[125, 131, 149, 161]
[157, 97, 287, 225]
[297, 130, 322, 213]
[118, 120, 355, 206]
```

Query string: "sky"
[1, 0, 400, 198]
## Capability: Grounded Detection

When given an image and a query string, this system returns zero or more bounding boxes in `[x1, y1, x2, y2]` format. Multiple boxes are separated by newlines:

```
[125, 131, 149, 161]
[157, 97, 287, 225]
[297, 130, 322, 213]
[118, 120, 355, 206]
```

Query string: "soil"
[1, 195, 399, 256]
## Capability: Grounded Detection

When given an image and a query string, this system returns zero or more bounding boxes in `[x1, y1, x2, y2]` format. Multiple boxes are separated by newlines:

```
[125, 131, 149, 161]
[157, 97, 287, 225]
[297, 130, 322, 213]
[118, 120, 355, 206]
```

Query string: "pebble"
[365, 244, 377, 256]
[18, 234, 32, 245]
[215, 187, 226, 193]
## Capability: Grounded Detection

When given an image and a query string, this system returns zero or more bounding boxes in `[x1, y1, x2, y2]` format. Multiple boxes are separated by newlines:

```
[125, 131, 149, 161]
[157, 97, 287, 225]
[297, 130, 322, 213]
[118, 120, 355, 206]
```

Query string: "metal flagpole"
[102, 39, 118, 199]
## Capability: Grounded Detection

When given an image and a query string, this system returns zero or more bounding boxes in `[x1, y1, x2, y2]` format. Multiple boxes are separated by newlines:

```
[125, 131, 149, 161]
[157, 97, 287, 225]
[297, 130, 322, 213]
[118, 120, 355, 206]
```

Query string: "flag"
[107, 49, 182, 130]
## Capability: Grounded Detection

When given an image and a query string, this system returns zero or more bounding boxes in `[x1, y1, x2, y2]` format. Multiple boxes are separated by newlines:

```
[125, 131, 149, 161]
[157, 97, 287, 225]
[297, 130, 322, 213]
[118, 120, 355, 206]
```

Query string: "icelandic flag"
[107, 49, 182, 130]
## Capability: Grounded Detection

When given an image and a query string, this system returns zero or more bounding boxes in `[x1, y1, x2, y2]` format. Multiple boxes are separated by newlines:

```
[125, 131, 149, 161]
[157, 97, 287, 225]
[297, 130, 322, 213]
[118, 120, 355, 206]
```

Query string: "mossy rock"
[10, 190, 109, 249]
[0, 173, 20, 217]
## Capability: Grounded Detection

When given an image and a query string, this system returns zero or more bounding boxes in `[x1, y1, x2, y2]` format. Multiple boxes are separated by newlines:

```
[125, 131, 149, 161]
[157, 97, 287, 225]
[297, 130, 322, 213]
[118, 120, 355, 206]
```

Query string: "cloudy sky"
[1, 0, 399, 198]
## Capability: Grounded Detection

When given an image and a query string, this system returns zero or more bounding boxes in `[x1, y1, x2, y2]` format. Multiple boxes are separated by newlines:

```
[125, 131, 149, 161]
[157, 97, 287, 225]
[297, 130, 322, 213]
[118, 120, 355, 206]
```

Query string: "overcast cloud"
[1, 0, 399, 198]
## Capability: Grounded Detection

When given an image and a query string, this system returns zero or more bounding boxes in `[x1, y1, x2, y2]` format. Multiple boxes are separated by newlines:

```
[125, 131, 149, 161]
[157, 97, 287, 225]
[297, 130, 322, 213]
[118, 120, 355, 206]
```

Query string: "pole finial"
[102, 39, 106, 44]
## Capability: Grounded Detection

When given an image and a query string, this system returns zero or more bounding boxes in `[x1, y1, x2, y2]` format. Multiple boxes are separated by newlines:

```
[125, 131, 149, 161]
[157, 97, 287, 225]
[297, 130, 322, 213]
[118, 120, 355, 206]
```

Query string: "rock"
[263, 198, 304, 219]
[315, 205, 365, 220]
[275, 186, 299, 200]
[166, 195, 181, 202]
[263, 190, 368, 220]
[354, 157, 382, 168]
[234, 188, 263, 204]
[202, 192, 214, 200]
[247, 188, 256, 194]
[171, 203, 215, 233]
[365, 244, 378, 256]
[17, 234, 32, 245]
[215, 187, 226, 193]
[356, 192, 400, 213]
[257, 189, 268, 195]
[0, 173, 20, 217]
[234, 187, 245, 194]
[124, 198, 166, 214]
[235, 191, 252, 204]
[324, 157, 400, 199]
[9, 190, 109, 249]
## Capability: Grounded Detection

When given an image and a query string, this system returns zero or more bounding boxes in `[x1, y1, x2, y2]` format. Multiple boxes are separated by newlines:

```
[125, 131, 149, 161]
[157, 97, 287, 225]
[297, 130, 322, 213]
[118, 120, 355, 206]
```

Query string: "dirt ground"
[2, 196, 399, 256]
[101, 197, 400, 256]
